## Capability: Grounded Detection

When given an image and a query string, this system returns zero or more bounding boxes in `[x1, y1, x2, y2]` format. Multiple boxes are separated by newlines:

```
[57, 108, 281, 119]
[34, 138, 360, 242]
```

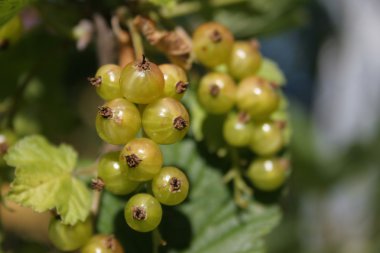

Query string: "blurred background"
[1, 0, 380, 253]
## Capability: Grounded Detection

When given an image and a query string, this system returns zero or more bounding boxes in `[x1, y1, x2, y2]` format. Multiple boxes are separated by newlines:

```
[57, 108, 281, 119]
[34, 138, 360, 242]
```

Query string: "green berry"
[228, 40, 262, 80]
[197, 72, 237, 114]
[124, 193, 162, 232]
[95, 98, 141, 145]
[250, 121, 284, 156]
[223, 112, 253, 147]
[119, 56, 164, 104]
[152, 166, 189, 206]
[192, 22, 234, 68]
[81, 234, 124, 253]
[159, 64, 189, 100]
[120, 138, 163, 182]
[142, 97, 190, 144]
[247, 158, 287, 191]
[48, 216, 93, 252]
[89, 64, 122, 101]
[236, 76, 279, 119]
[96, 151, 139, 195]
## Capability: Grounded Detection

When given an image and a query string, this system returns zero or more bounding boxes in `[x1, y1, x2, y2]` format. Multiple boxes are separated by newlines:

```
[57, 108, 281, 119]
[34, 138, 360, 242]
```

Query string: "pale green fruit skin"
[0, 15, 22, 48]
[119, 60, 164, 104]
[142, 98, 190, 145]
[95, 98, 141, 145]
[223, 113, 253, 147]
[124, 193, 162, 232]
[48, 217, 93, 251]
[98, 151, 139, 195]
[197, 72, 237, 114]
[247, 158, 286, 191]
[95, 64, 122, 101]
[250, 121, 284, 156]
[228, 41, 262, 80]
[192, 22, 234, 68]
[159, 64, 188, 100]
[81, 234, 124, 253]
[152, 167, 189, 206]
[120, 138, 163, 182]
[236, 77, 280, 119]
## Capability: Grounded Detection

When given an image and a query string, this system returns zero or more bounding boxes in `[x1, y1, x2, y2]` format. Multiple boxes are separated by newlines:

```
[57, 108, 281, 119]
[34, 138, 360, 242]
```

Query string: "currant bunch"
[89, 56, 190, 233]
[193, 22, 290, 193]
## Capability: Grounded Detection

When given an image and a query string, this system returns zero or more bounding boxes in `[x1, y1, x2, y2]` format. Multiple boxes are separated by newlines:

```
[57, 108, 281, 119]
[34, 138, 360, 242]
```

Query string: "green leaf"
[0, 0, 35, 25]
[4, 135, 91, 225]
[256, 58, 287, 86]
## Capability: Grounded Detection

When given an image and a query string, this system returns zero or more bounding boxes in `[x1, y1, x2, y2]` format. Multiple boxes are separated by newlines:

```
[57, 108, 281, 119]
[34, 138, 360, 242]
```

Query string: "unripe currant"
[159, 64, 189, 100]
[124, 193, 162, 232]
[142, 97, 190, 144]
[236, 76, 280, 119]
[152, 166, 189, 206]
[247, 157, 288, 191]
[197, 72, 237, 114]
[95, 151, 139, 195]
[95, 98, 141, 145]
[250, 121, 285, 156]
[119, 138, 163, 182]
[81, 234, 124, 253]
[48, 216, 93, 252]
[119, 55, 164, 104]
[192, 22, 234, 68]
[223, 112, 253, 147]
[228, 40, 262, 80]
[88, 64, 122, 101]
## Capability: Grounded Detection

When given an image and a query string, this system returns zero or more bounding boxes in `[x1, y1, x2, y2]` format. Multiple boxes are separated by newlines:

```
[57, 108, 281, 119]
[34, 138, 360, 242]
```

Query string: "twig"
[127, 19, 144, 59]
[153, 229, 167, 253]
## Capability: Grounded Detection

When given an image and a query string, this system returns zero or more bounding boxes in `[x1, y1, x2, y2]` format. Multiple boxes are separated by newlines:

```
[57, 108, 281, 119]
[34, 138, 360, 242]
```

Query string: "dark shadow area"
[114, 209, 153, 253]
[159, 205, 193, 252]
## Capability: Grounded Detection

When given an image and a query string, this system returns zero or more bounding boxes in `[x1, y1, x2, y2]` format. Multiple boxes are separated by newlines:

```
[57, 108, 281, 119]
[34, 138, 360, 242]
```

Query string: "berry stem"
[127, 18, 144, 60]
[152, 229, 167, 253]
[223, 148, 252, 208]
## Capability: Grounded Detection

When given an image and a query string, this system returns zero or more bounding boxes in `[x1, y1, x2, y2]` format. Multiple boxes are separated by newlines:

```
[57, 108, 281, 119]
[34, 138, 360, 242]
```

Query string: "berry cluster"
[90, 56, 190, 232]
[193, 22, 289, 192]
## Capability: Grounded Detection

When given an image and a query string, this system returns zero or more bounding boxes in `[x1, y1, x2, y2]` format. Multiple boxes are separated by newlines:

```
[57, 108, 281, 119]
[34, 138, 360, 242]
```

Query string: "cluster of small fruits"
[92, 56, 191, 231]
[46, 56, 191, 252]
[193, 22, 289, 192]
